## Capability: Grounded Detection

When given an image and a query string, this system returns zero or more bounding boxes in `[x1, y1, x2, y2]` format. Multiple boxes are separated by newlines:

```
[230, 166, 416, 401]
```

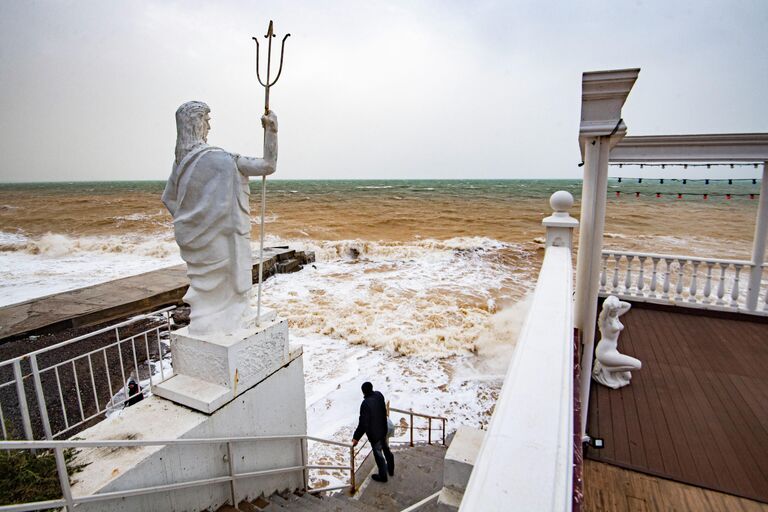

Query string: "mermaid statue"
[592, 295, 642, 389]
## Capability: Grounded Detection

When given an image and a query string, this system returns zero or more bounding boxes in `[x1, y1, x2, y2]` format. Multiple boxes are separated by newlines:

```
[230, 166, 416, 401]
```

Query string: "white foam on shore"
[256, 237, 531, 355]
[0, 231, 182, 306]
[294, 325, 523, 488]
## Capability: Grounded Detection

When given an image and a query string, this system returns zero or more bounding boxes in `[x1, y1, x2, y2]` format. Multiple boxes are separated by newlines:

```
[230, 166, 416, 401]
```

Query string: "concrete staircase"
[215, 444, 447, 512]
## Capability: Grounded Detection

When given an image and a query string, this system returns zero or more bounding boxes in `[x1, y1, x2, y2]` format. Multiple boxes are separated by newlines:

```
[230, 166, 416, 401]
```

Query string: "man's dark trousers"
[371, 438, 394, 479]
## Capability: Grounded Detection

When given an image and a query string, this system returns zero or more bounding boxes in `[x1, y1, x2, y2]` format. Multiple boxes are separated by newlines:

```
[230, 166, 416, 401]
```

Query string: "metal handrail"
[0, 434, 356, 511]
[389, 407, 447, 421]
[0, 306, 175, 365]
[0, 401, 450, 510]
[400, 490, 441, 512]
[0, 308, 174, 442]
[389, 407, 448, 447]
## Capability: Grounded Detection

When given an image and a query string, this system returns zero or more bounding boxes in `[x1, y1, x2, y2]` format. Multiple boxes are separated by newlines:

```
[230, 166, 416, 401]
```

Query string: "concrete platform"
[0, 247, 312, 341]
[71, 347, 308, 512]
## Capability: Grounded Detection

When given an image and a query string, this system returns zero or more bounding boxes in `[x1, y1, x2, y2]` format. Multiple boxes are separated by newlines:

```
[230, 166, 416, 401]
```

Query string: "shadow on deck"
[585, 303, 768, 505]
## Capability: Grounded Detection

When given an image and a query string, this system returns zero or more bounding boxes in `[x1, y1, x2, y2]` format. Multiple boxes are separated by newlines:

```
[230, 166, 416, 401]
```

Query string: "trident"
[252, 20, 289, 325]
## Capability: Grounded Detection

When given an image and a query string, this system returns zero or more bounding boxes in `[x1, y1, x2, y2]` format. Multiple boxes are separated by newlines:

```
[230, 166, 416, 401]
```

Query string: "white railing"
[460, 192, 577, 512]
[599, 250, 768, 315]
[0, 308, 174, 441]
[0, 434, 355, 511]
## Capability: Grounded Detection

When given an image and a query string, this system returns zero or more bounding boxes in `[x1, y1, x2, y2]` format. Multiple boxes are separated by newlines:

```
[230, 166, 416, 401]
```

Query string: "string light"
[611, 177, 760, 184]
[609, 191, 759, 200]
[609, 162, 762, 168]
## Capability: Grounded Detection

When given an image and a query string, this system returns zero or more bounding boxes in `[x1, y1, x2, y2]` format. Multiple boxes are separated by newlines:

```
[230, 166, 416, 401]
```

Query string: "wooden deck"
[584, 304, 768, 504]
[584, 460, 768, 512]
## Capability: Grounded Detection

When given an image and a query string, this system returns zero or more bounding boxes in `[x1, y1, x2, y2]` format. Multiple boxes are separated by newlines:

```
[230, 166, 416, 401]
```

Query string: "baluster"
[636, 256, 647, 297]
[716, 263, 727, 305]
[764, 283, 768, 311]
[72, 360, 85, 422]
[763, 264, 768, 311]
[103, 350, 114, 405]
[624, 255, 634, 293]
[662, 258, 672, 299]
[12, 361, 33, 441]
[54, 367, 69, 430]
[674, 259, 685, 301]
[731, 264, 743, 308]
[688, 261, 701, 303]
[144, 333, 153, 393]
[0, 403, 6, 440]
[612, 254, 621, 291]
[649, 257, 660, 298]
[88, 354, 99, 413]
[599, 254, 609, 292]
[702, 262, 714, 304]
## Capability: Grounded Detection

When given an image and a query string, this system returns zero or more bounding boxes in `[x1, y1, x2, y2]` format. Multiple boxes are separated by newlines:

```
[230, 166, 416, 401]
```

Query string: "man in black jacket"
[352, 382, 394, 482]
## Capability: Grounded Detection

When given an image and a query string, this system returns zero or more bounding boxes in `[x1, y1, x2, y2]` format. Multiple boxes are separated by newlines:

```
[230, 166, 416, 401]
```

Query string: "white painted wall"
[71, 351, 308, 512]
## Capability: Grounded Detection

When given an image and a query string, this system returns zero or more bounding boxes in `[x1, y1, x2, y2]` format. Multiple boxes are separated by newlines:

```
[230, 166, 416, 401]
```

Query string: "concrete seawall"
[0, 247, 314, 342]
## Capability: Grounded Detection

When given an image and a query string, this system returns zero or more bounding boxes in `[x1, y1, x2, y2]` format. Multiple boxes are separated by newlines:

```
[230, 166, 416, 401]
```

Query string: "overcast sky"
[0, 0, 766, 182]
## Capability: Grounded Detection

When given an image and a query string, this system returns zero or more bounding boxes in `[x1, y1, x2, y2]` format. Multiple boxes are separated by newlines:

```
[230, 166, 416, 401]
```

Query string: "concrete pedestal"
[154, 309, 289, 413]
[70, 348, 308, 512]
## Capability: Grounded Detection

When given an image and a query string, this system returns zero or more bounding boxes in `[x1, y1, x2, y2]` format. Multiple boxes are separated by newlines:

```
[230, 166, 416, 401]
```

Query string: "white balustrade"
[599, 250, 766, 316]
[461, 193, 577, 511]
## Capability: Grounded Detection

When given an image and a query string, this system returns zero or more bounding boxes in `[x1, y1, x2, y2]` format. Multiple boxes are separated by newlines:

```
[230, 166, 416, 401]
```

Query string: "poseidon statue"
[162, 101, 278, 336]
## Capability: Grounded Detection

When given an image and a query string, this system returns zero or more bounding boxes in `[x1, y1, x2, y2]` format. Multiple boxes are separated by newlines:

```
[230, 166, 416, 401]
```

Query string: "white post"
[575, 136, 611, 440]
[542, 191, 579, 249]
[746, 162, 768, 311]
[574, 68, 638, 440]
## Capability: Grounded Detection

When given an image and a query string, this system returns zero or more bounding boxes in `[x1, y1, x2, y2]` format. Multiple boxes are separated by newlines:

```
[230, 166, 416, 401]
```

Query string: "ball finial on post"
[542, 191, 579, 249]
[550, 190, 574, 214]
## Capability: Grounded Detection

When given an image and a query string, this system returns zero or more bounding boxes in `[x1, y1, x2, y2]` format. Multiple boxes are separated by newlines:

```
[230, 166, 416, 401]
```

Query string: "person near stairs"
[352, 381, 395, 482]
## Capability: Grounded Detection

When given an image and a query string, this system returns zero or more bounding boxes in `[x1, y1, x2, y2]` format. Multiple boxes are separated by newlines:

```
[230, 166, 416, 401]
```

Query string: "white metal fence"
[599, 250, 768, 315]
[0, 307, 174, 442]
[0, 434, 354, 511]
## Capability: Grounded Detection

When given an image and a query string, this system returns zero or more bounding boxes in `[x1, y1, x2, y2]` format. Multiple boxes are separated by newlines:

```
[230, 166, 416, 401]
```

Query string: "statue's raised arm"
[162, 101, 278, 336]
[235, 110, 278, 177]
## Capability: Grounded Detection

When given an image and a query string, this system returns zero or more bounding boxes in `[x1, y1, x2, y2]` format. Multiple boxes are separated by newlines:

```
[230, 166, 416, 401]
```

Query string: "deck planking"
[584, 460, 768, 512]
[585, 304, 768, 504]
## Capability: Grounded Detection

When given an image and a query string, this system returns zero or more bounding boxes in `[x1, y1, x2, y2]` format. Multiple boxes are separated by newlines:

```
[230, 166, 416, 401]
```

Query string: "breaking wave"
[257, 236, 534, 356]
[0, 232, 178, 259]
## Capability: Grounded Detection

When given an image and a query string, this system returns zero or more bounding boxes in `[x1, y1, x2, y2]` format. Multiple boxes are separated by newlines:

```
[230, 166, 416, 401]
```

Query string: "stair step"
[329, 495, 371, 511]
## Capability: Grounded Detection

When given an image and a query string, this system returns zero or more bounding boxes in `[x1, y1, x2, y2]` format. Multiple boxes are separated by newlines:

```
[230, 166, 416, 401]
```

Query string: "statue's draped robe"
[162, 145, 254, 335]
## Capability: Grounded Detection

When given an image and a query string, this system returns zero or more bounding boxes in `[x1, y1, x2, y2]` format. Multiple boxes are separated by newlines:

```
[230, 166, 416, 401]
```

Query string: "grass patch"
[0, 433, 87, 508]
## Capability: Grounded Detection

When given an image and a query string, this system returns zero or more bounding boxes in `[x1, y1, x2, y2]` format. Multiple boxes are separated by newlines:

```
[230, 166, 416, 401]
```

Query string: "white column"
[746, 162, 768, 311]
[575, 135, 611, 439]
